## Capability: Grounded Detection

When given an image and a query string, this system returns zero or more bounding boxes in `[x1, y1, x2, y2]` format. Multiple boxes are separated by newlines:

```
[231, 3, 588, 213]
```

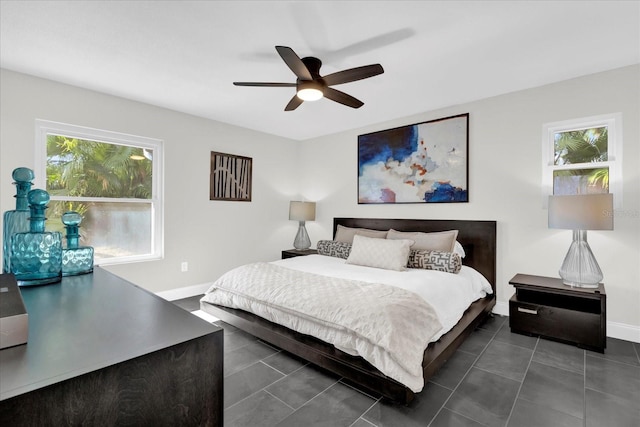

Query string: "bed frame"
[201, 218, 496, 404]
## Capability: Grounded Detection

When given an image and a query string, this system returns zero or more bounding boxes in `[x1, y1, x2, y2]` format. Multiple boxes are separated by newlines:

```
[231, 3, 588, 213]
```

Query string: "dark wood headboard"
[333, 218, 497, 291]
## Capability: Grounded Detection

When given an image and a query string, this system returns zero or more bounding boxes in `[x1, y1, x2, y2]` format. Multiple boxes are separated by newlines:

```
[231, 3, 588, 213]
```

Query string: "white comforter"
[201, 255, 493, 392]
[273, 255, 493, 343]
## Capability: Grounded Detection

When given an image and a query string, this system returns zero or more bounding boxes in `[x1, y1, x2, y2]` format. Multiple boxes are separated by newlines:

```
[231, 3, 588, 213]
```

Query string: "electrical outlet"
[181, 262, 188, 272]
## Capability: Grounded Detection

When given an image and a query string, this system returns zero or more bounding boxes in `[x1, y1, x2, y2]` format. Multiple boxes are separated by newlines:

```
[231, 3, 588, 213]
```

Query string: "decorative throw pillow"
[345, 235, 414, 271]
[386, 229, 459, 252]
[334, 225, 388, 243]
[408, 249, 462, 274]
[316, 240, 352, 259]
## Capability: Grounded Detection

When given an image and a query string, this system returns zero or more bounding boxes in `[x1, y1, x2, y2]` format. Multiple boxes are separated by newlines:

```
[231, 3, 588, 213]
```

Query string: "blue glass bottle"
[61, 211, 94, 276]
[10, 189, 62, 286]
[2, 167, 35, 273]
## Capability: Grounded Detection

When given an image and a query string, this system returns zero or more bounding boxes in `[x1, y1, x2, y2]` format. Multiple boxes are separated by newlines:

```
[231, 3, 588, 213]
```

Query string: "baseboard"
[492, 300, 640, 343]
[607, 321, 640, 343]
[492, 300, 509, 317]
[156, 282, 212, 301]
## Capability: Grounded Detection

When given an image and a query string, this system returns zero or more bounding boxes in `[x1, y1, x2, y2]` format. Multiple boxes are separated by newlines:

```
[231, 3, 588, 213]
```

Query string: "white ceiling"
[1, 1, 638, 141]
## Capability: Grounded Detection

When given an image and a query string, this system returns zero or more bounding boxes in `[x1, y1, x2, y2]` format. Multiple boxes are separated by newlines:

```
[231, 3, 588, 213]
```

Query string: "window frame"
[35, 119, 164, 265]
[541, 113, 623, 209]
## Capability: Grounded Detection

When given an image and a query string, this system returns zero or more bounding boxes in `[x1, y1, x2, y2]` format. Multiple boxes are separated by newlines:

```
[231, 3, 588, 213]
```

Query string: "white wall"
[2, 65, 638, 340]
[298, 65, 640, 339]
[0, 69, 300, 293]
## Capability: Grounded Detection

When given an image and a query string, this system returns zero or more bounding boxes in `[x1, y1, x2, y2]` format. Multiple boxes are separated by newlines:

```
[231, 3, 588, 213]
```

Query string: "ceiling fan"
[233, 46, 384, 111]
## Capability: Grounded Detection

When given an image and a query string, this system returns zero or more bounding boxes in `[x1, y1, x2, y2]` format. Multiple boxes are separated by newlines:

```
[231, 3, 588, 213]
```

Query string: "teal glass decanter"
[2, 167, 35, 273]
[61, 211, 94, 276]
[10, 189, 62, 286]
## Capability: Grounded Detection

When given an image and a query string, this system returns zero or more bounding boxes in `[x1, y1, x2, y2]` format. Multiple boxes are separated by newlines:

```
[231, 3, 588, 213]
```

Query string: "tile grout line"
[222, 360, 285, 412]
[503, 336, 539, 427]
[427, 318, 506, 426]
[263, 388, 297, 412]
[224, 359, 315, 412]
[349, 417, 378, 427]
[276, 379, 341, 423]
[260, 355, 306, 377]
[583, 350, 587, 427]
[526, 347, 584, 375]
[337, 378, 381, 402]
[586, 350, 640, 369]
[184, 303, 640, 426]
[222, 344, 275, 378]
[349, 396, 382, 427]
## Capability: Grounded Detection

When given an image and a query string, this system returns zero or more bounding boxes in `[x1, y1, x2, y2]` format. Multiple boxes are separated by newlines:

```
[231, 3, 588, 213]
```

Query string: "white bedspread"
[273, 255, 493, 343]
[201, 255, 493, 392]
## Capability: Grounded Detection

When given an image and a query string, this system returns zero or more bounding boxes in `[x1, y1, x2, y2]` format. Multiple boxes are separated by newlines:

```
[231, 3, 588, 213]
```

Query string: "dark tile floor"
[173, 296, 640, 427]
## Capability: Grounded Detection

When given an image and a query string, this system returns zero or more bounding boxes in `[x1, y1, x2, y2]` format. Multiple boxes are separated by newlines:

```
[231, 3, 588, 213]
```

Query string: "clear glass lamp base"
[293, 221, 311, 250]
[559, 230, 603, 288]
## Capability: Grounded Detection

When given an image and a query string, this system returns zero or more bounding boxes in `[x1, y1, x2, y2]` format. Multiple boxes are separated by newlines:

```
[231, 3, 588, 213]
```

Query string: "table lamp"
[548, 193, 613, 288]
[289, 201, 316, 250]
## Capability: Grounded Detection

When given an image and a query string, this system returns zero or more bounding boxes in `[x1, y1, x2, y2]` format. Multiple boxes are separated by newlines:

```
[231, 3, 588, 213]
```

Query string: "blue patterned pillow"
[316, 240, 352, 259]
[408, 250, 462, 274]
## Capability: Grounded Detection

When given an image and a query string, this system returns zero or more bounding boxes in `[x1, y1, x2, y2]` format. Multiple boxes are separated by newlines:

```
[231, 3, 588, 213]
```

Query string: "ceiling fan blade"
[233, 82, 296, 87]
[276, 46, 313, 80]
[323, 87, 364, 109]
[284, 95, 304, 111]
[323, 64, 384, 86]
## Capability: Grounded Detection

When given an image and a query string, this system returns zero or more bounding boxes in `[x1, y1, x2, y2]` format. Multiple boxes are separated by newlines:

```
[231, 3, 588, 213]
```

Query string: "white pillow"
[454, 241, 466, 258]
[386, 229, 459, 252]
[346, 235, 414, 271]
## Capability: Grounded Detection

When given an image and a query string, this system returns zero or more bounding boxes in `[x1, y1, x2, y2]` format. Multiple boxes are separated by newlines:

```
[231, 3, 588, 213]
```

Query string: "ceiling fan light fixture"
[296, 81, 323, 101]
[233, 46, 383, 110]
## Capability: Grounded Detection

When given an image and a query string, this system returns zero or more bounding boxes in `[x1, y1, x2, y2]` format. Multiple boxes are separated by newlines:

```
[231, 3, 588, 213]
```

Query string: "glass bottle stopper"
[12, 167, 35, 183]
[62, 211, 82, 248]
[27, 189, 50, 233]
[12, 167, 35, 209]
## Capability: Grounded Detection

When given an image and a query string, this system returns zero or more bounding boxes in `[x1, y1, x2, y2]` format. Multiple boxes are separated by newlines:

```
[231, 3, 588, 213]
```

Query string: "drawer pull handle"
[518, 307, 538, 315]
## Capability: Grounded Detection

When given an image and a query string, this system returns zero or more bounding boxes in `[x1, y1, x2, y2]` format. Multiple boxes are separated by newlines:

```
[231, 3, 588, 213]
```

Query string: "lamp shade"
[548, 194, 613, 230]
[296, 81, 324, 101]
[289, 201, 316, 222]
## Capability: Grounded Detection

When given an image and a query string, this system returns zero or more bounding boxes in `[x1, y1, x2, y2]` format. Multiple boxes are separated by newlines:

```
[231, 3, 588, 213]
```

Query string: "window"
[542, 113, 622, 208]
[35, 120, 163, 265]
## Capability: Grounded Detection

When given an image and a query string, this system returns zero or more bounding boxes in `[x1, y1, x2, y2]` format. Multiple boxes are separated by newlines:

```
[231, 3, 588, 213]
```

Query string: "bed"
[200, 218, 496, 404]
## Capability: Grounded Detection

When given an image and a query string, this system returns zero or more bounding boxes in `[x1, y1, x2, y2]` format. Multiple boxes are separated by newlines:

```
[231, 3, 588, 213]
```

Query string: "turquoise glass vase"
[10, 189, 62, 286]
[2, 167, 35, 273]
[61, 211, 94, 276]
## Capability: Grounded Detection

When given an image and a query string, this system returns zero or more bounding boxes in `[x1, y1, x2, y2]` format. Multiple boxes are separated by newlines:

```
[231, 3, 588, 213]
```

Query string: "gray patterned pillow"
[317, 240, 352, 259]
[408, 249, 462, 274]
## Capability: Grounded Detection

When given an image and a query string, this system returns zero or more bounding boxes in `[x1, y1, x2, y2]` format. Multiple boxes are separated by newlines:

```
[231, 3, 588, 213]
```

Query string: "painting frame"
[358, 113, 469, 204]
[210, 151, 252, 202]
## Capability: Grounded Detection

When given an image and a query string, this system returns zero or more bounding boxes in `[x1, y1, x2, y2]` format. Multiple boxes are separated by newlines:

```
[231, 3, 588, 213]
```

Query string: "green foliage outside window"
[46, 135, 152, 199]
[553, 127, 609, 194]
[554, 126, 608, 165]
[45, 135, 153, 237]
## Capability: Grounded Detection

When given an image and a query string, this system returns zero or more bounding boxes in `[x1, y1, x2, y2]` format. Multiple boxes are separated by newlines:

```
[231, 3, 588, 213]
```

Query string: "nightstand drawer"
[509, 295, 604, 351]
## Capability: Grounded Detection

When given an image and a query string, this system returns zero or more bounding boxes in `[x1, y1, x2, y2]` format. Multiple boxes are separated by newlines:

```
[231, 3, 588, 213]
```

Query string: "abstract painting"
[358, 113, 469, 204]
[210, 151, 252, 201]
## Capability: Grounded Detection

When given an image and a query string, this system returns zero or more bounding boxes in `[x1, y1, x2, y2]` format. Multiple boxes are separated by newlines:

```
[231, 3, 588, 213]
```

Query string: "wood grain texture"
[0, 332, 223, 426]
[509, 274, 606, 352]
[0, 268, 224, 425]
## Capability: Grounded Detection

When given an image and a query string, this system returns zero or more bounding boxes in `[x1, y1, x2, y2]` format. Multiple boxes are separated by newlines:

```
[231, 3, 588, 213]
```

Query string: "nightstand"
[509, 273, 606, 353]
[281, 249, 318, 259]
